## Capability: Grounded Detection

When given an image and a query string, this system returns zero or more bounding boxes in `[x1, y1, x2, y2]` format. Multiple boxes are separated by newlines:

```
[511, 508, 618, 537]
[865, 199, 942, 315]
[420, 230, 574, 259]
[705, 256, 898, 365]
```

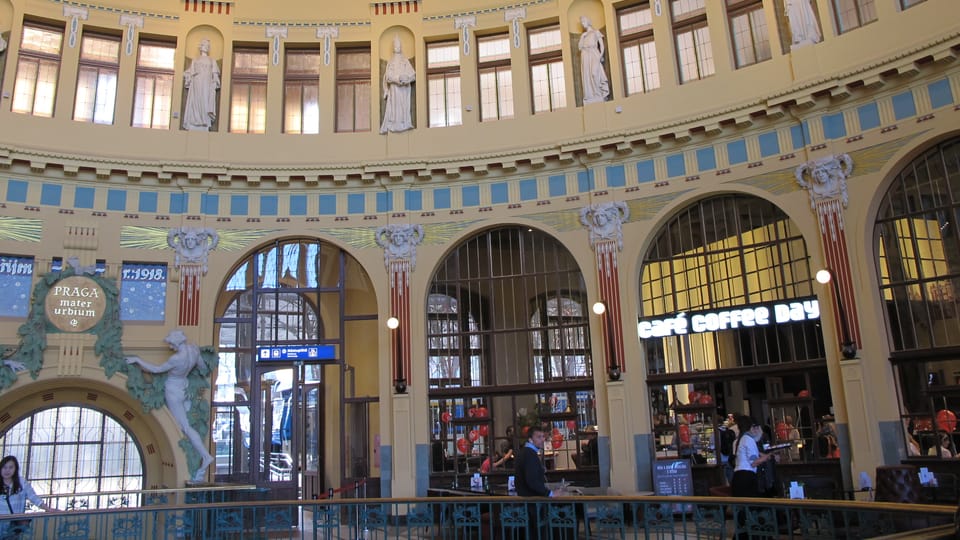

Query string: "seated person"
[928, 431, 957, 458]
[578, 425, 599, 467]
[480, 446, 514, 473]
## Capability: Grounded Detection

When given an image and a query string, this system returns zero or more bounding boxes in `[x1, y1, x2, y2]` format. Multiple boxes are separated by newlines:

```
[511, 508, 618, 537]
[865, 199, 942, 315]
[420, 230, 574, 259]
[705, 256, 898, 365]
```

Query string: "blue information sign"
[257, 345, 336, 362]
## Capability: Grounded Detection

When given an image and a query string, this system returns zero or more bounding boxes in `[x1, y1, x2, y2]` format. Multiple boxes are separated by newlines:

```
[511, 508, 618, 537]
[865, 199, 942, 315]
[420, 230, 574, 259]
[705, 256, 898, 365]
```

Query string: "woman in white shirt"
[730, 416, 775, 540]
[731, 416, 774, 497]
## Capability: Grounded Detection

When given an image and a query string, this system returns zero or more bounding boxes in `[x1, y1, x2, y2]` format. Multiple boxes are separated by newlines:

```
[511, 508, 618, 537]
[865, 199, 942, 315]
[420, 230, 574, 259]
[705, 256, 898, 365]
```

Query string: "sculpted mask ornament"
[375, 224, 424, 269]
[167, 227, 219, 273]
[795, 154, 853, 209]
[580, 201, 629, 251]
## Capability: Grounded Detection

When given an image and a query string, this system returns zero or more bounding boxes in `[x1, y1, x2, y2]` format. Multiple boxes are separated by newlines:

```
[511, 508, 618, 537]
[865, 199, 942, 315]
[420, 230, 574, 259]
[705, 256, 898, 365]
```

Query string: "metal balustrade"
[0, 491, 955, 539]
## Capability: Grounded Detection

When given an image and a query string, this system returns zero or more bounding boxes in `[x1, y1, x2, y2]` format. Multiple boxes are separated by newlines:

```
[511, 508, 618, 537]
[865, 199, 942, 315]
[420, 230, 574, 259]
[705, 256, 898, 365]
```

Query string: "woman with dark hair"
[731, 416, 775, 539]
[0, 455, 54, 538]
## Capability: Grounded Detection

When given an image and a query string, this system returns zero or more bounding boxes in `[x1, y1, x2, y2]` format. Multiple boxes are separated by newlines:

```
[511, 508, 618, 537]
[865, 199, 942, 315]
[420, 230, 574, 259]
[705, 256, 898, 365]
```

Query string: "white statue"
[126, 330, 215, 483]
[578, 16, 610, 104]
[580, 201, 629, 251]
[182, 39, 221, 131]
[375, 224, 424, 269]
[785, 0, 821, 49]
[380, 35, 416, 134]
[795, 153, 854, 208]
[167, 227, 218, 274]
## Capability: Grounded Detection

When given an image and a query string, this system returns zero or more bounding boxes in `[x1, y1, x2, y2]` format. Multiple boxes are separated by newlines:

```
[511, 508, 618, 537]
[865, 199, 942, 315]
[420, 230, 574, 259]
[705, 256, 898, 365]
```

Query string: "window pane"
[20, 25, 63, 54]
[427, 42, 459, 68]
[133, 42, 175, 129]
[14, 26, 63, 117]
[478, 35, 510, 61]
[80, 35, 120, 63]
[138, 43, 176, 70]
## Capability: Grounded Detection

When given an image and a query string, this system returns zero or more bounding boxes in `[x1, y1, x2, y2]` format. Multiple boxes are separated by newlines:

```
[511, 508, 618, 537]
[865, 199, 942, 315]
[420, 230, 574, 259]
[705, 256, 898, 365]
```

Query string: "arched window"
[641, 195, 833, 468]
[876, 136, 960, 458]
[0, 405, 144, 509]
[427, 227, 598, 482]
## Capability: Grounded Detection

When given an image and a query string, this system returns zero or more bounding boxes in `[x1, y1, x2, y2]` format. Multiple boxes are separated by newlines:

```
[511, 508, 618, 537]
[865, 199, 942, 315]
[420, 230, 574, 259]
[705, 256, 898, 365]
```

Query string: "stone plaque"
[45, 276, 107, 332]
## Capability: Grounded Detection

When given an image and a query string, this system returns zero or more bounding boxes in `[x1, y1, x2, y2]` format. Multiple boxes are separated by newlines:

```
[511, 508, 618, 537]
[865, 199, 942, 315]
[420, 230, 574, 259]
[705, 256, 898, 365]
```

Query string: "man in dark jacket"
[515, 425, 564, 538]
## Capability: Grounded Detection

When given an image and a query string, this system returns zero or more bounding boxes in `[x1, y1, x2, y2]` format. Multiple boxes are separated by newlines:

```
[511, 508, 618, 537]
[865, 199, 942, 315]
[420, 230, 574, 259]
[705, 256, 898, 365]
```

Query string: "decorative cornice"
[51, 0, 179, 21]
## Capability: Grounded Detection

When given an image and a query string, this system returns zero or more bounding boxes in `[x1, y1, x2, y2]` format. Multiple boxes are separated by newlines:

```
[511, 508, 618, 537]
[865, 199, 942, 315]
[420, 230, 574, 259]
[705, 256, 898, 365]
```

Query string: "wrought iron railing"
[1, 492, 955, 539]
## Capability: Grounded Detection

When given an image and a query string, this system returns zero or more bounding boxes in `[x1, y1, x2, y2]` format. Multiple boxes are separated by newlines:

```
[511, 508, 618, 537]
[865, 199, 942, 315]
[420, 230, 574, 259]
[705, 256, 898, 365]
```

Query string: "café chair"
[874, 465, 922, 503]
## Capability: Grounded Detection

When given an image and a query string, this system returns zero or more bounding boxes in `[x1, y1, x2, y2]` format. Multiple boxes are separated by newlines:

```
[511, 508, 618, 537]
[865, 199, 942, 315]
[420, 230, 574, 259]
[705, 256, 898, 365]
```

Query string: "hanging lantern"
[456, 437, 471, 454]
[936, 409, 957, 432]
[441, 411, 452, 423]
[566, 420, 577, 431]
[551, 432, 564, 450]
[478, 424, 489, 437]
[468, 429, 480, 442]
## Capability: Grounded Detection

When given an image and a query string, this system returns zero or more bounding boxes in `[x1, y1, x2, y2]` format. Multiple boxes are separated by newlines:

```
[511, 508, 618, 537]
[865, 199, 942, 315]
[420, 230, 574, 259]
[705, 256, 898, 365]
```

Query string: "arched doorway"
[212, 238, 378, 499]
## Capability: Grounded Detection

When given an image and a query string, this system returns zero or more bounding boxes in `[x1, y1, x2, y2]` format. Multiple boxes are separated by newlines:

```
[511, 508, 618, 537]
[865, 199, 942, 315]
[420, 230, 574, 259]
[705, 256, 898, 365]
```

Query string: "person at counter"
[732, 415, 775, 540]
[515, 425, 566, 538]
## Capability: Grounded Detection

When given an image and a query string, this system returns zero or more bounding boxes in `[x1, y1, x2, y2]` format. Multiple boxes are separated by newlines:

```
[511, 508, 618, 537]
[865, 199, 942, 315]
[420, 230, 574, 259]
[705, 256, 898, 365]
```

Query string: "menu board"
[653, 459, 694, 511]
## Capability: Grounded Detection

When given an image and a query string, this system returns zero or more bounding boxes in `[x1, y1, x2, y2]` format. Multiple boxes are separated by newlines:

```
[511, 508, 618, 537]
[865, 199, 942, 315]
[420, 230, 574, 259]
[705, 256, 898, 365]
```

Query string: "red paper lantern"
[797, 389, 811, 398]
[678, 424, 691, 445]
[551, 432, 564, 450]
[936, 409, 957, 432]
[688, 391, 702, 403]
[566, 420, 578, 431]
[468, 429, 480, 442]
[468, 407, 477, 418]
[521, 426, 530, 437]
[776, 422, 788, 441]
[478, 424, 489, 437]
[456, 437, 471, 454]
[698, 394, 713, 405]
[684, 413, 697, 424]
[475, 407, 488, 418]
[441, 411, 452, 423]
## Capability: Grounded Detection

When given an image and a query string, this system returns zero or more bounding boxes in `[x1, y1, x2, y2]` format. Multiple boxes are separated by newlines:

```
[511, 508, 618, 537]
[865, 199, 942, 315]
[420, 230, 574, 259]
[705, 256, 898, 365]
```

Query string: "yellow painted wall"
[0, 0, 957, 496]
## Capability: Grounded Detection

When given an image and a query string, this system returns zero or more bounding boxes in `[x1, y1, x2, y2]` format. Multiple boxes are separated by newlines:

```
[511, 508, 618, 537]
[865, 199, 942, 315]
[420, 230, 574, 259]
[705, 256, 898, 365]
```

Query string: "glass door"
[301, 372, 323, 499]
[258, 366, 298, 499]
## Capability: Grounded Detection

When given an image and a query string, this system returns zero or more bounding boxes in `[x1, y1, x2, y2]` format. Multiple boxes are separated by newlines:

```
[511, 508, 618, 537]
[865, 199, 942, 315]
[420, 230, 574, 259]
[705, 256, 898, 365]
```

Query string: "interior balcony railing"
[2, 487, 956, 540]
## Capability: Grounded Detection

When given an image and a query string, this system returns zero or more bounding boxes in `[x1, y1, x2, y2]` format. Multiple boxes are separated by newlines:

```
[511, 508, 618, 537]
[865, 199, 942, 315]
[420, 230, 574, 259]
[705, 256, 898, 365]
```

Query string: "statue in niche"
[182, 39, 221, 131]
[375, 224, 424, 269]
[380, 35, 416, 134]
[580, 201, 629, 251]
[785, 0, 822, 49]
[168, 227, 218, 273]
[795, 153, 854, 208]
[579, 16, 610, 104]
[126, 329, 215, 483]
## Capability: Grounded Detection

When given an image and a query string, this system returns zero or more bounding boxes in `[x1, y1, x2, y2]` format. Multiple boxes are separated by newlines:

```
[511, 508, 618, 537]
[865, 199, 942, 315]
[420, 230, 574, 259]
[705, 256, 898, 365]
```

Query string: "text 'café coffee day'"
[637, 298, 820, 339]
